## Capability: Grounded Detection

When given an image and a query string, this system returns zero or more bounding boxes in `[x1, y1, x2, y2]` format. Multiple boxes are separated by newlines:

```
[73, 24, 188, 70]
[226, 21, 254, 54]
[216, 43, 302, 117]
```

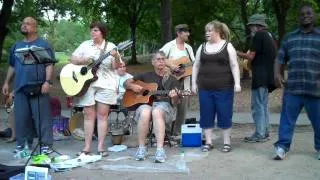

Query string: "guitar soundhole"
[142, 90, 149, 96]
[173, 65, 185, 75]
[80, 67, 88, 75]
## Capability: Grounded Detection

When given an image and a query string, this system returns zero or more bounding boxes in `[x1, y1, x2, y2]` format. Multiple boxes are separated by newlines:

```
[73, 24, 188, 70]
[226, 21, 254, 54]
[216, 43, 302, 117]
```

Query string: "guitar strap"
[99, 40, 108, 59]
[184, 46, 192, 63]
[94, 41, 108, 68]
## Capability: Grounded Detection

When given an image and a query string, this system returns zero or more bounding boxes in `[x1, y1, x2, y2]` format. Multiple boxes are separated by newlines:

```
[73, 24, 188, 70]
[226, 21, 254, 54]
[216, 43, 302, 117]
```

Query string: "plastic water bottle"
[176, 151, 186, 170]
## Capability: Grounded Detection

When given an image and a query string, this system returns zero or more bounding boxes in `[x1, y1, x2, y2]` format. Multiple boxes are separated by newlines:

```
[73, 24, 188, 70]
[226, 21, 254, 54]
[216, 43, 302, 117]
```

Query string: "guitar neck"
[149, 90, 170, 96]
[167, 62, 193, 70]
[88, 50, 114, 69]
[148, 90, 191, 97]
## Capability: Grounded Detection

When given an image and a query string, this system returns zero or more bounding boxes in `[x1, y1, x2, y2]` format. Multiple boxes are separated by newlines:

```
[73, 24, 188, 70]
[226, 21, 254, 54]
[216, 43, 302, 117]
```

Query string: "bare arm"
[274, 60, 286, 88]
[191, 45, 202, 93]
[125, 78, 143, 93]
[2, 66, 15, 95]
[228, 43, 241, 92]
[45, 64, 54, 81]
[41, 64, 54, 93]
[237, 50, 256, 61]
[69, 55, 93, 65]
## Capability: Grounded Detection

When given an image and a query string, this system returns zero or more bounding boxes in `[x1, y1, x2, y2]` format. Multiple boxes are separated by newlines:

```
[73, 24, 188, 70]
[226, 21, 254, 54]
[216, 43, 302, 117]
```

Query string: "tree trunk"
[0, 0, 14, 62]
[160, 0, 172, 44]
[239, 0, 250, 80]
[130, 22, 138, 64]
[272, 0, 291, 44]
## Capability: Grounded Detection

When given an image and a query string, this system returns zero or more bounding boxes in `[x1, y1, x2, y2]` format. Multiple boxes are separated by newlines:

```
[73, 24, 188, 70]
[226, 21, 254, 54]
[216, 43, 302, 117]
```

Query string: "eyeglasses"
[91, 29, 100, 32]
[155, 57, 165, 61]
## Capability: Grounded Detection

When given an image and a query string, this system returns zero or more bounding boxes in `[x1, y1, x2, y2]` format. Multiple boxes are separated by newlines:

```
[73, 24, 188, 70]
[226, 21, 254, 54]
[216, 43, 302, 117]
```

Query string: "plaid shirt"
[277, 27, 320, 97]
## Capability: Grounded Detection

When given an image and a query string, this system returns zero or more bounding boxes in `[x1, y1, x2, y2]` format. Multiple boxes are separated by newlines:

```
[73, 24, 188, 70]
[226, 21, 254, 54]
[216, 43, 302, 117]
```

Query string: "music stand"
[15, 45, 60, 166]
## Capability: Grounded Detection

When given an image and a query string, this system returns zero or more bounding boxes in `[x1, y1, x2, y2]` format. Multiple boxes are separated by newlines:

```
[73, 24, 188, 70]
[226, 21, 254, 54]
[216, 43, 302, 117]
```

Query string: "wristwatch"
[45, 80, 53, 85]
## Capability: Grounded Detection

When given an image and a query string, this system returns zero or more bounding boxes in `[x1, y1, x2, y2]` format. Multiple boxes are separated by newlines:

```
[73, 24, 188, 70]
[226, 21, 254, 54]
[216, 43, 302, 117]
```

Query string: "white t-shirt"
[160, 39, 195, 61]
[118, 73, 133, 94]
[72, 40, 118, 90]
[116, 73, 133, 103]
[160, 39, 195, 90]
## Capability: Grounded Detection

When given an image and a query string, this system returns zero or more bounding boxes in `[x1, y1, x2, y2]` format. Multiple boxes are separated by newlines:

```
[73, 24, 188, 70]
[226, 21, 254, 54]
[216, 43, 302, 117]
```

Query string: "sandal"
[221, 144, 232, 153]
[201, 144, 214, 152]
[98, 151, 109, 157]
[76, 150, 91, 156]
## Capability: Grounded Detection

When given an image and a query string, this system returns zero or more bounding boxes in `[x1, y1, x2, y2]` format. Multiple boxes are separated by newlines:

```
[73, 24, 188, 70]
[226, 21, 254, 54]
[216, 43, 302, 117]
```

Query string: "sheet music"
[15, 45, 54, 64]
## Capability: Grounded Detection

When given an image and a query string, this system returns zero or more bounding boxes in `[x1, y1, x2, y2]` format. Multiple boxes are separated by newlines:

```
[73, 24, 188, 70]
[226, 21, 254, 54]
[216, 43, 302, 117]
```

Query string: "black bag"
[22, 84, 42, 96]
[0, 128, 12, 138]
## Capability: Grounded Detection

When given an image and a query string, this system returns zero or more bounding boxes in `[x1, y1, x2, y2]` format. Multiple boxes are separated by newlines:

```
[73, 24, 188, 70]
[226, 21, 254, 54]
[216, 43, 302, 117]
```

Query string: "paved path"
[0, 108, 317, 180]
[0, 107, 310, 125]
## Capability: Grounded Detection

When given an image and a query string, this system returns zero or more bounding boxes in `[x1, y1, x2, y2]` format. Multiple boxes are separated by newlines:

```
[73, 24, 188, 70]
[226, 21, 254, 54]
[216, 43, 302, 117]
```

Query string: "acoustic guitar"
[60, 40, 132, 96]
[122, 80, 193, 108]
[166, 56, 193, 80]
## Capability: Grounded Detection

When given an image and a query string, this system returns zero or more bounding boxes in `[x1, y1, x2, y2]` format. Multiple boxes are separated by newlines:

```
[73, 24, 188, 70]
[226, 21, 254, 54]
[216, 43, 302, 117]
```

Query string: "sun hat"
[247, 14, 268, 27]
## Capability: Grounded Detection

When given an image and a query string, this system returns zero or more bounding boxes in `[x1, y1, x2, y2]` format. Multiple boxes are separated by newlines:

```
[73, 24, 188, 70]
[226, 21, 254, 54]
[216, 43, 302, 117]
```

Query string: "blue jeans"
[251, 87, 270, 138]
[14, 89, 53, 147]
[274, 92, 320, 152]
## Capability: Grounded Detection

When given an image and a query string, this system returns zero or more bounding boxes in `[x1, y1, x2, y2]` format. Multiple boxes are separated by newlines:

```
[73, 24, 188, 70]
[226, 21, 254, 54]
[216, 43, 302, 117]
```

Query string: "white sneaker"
[155, 148, 167, 163]
[273, 146, 286, 160]
[134, 146, 147, 161]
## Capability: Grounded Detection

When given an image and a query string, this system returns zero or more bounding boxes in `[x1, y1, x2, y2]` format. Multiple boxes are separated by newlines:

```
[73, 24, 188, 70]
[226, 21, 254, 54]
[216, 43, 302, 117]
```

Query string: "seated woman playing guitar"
[124, 50, 180, 163]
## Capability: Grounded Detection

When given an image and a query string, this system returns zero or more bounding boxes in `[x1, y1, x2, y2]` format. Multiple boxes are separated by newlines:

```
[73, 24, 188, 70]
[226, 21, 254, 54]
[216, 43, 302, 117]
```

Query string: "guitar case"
[0, 164, 24, 180]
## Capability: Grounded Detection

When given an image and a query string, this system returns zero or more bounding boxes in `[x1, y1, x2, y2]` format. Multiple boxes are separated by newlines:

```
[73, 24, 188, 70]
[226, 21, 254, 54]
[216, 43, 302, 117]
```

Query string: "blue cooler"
[181, 124, 202, 147]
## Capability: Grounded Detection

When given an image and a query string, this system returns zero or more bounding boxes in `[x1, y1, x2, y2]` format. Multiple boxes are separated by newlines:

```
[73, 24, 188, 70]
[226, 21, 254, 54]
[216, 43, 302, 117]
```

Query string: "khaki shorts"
[135, 102, 175, 123]
[76, 86, 117, 106]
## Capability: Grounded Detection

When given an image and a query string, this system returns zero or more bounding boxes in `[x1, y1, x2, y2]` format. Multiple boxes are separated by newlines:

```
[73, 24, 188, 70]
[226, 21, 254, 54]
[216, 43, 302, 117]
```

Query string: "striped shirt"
[277, 27, 320, 97]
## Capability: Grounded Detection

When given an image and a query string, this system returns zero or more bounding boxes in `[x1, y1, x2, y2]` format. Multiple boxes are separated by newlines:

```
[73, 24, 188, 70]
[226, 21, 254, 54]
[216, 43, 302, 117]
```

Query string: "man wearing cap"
[160, 24, 195, 136]
[237, 14, 276, 142]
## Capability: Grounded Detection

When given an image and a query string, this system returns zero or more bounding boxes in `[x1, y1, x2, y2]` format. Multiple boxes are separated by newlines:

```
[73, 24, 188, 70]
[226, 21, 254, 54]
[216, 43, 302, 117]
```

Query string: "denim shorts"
[135, 102, 174, 123]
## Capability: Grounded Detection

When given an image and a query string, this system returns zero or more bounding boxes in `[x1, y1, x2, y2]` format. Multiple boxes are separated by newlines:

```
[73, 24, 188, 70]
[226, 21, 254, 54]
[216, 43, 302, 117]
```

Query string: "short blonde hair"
[205, 20, 230, 40]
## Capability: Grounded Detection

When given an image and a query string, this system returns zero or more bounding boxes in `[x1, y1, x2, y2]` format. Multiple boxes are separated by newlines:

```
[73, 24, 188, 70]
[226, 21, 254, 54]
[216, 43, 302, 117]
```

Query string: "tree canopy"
[0, 0, 319, 63]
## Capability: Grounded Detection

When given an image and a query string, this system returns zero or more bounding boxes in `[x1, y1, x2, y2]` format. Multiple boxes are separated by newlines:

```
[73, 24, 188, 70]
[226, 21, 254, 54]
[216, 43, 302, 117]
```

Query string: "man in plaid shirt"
[273, 4, 320, 160]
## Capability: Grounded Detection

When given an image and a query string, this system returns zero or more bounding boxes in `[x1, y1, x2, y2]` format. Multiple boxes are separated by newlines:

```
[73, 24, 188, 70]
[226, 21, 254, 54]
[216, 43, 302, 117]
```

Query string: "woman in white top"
[70, 22, 122, 157]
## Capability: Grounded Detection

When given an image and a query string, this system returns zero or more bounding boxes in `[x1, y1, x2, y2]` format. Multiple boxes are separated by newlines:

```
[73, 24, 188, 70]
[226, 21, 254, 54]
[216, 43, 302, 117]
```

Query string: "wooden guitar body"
[122, 81, 158, 108]
[166, 56, 193, 80]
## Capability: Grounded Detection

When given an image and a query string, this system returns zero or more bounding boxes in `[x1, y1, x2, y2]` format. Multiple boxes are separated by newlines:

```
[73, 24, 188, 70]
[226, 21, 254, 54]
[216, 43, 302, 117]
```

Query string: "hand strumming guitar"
[131, 84, 143, 93]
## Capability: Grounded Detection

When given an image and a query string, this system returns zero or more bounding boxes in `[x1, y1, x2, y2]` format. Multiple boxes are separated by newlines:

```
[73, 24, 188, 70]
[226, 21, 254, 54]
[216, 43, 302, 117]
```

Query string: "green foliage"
[55, 52, 70, 64]
[1, 0, 320, 63]
[286, 0, 320, 31]
[39, 20, 90, 53]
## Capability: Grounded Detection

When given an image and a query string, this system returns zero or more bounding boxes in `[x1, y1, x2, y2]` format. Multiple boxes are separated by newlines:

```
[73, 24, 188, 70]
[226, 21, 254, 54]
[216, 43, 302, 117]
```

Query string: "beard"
[20, 30, 28, 35]
[250, 31, 256, 37]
